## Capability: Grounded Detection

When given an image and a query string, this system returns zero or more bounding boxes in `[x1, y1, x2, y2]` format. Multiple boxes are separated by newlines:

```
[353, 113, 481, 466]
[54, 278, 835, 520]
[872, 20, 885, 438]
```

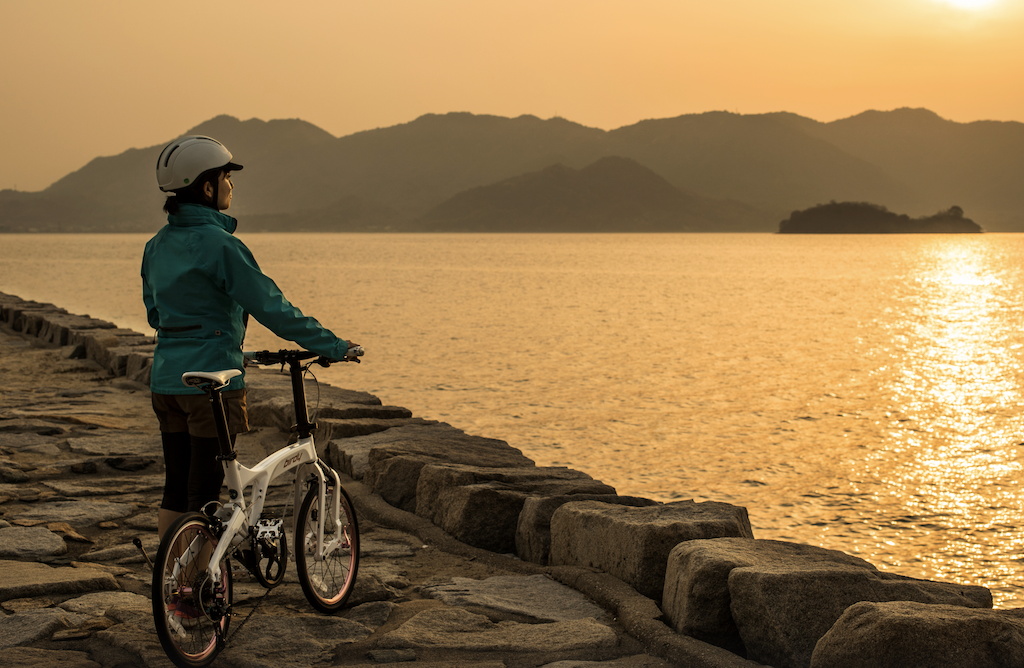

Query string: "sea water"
[3, 232, 1023, 605]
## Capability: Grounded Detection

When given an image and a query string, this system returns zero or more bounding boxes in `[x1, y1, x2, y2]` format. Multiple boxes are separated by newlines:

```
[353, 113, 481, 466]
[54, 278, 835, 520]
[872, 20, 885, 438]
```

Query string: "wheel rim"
[302, 492, 357, 604]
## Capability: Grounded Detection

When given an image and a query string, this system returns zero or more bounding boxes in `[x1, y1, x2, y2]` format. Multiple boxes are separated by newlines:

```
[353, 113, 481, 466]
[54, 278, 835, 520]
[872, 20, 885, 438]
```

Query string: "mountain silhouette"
[415, 156, 761, 232]
[2, 108, 1023, 232]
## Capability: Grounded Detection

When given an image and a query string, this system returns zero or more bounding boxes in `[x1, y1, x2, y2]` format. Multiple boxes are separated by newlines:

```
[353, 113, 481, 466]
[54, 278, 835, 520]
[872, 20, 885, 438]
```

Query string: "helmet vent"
[162, 144, 181, 168]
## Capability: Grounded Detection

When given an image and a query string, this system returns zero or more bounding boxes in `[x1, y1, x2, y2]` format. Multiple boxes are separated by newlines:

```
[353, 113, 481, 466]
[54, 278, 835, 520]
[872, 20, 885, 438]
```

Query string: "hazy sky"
[3, 0, 1023, 192]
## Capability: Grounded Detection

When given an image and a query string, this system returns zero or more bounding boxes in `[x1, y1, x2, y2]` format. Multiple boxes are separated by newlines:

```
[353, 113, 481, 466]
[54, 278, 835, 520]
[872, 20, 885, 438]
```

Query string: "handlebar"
[244, 345, 364, 367]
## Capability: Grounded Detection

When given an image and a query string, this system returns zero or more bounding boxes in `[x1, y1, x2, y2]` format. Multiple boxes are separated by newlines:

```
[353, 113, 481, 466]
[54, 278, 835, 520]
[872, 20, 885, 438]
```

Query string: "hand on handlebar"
[344, 343, 364, 363]
[311, 344, 364, 367]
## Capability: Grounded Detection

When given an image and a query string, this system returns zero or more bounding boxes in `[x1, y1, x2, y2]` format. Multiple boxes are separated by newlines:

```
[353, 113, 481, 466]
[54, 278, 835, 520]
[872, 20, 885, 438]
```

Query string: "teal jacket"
[141, 204, 349, 395]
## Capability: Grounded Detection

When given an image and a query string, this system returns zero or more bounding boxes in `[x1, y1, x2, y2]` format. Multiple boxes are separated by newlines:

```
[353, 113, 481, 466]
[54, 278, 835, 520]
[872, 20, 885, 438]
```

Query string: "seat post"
[204, 386, 235, 459]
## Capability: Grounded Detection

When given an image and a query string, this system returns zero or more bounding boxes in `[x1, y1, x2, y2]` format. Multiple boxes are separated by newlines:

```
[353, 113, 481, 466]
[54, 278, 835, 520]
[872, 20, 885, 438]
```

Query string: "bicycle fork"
[294, 459, 345, 561]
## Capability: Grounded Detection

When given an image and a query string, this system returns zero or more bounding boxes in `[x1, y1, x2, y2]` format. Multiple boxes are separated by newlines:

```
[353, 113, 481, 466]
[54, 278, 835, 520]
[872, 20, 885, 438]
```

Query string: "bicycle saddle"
[181, 369, 243, 389]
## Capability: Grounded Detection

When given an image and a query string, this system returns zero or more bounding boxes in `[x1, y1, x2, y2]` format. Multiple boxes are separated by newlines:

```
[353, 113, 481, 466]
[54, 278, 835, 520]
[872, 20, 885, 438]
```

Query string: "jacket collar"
[168, 203, 238, 234]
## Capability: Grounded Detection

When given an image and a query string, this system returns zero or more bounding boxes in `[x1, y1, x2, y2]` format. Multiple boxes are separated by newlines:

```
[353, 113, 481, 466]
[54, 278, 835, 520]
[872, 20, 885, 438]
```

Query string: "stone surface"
[377, 607, 619, 651]
[366, 648, 419, 663]
[65, 432, 162, 457]
[0, 465, 29, 483]
[0, 607, 86, 649]
[93, 617, 167, 667]
[540, 658, 676, 668]
[550, 500, 754, 600]
[58, 591, 151, 616]
[347, 573, 405, 606]
[361, 536, 418, 559]
[2, 597, 57, 613]
[360, 562, 413, 589]
[34, 313, 116, 347]
[0, 432, 55, 450]
[327, 438, 374, 479]
[417, 464, 616, 554]
[42, 475, 163, 497]
[662, 537, 876, 655]
[0, 561, 119, 602]
[51, 616, 117, 640]
[347, 600, 399, 631]
[0, 418, 71, 436]
[517, 494, 659, 566]
[246, 391, 418, 438]
[2, 647, 102, 668]
[422, 574, 611, 623]
[319, 416, 442, 442]
[361, 423, 535, 511]
[730, 566, 993, 668]
[5, 500, 136, 527]
[224, 614, 372, 668]
[81, 331, 150, 375]
[79, 536, 160, 563]
[810, 601, 1024, 668]
[124, 350, 153, 384]
[0, 525, 68, 559]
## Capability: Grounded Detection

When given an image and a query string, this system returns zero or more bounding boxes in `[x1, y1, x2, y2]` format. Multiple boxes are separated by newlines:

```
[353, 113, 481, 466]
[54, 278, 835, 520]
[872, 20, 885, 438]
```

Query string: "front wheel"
[152, 512, 232, 668]
[295, 481, 359, 613]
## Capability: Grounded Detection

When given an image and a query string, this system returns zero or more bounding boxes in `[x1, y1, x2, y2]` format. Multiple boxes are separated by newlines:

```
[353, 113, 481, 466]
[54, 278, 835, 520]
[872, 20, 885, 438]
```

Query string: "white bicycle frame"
[203, 433, 345, 583]
[178, 362, 348, 586]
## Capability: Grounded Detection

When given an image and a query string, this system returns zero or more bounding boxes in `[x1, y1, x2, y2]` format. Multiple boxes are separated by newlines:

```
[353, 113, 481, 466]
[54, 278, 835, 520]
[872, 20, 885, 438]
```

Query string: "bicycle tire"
[152, 512, 232, 668]
[295, 480, 359, 613]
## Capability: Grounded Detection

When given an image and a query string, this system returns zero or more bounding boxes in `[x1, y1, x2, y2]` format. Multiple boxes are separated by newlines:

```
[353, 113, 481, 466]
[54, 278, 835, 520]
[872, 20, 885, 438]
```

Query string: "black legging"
[160, 432, 231, 513]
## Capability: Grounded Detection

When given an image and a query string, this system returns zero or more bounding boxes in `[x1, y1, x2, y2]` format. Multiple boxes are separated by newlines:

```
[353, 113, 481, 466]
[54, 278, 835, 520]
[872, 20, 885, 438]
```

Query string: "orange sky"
[2, 0, 1023, 192]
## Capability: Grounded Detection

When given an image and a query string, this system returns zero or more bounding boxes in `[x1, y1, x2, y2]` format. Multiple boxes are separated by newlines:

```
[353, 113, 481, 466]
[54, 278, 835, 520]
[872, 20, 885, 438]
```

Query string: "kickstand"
[133, 537, 154, 572]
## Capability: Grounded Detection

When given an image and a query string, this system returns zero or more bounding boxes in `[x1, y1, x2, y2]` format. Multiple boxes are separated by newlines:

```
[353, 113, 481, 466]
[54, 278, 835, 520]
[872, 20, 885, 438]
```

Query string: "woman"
[143, 135, 355, 539]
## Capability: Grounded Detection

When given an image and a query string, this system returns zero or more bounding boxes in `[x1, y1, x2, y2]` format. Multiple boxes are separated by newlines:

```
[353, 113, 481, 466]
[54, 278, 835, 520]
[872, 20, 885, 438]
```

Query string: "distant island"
[778, 202, 982, 234]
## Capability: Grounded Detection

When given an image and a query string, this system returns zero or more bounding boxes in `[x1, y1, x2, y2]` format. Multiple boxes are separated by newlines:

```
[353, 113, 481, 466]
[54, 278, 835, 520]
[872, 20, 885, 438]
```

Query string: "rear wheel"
[152, 513, 232, 668]
[295, 481, 359, 613]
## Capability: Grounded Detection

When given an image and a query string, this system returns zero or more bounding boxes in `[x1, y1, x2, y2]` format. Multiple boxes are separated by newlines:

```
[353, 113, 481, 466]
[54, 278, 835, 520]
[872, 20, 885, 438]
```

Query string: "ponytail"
[163, 194, 180, 214]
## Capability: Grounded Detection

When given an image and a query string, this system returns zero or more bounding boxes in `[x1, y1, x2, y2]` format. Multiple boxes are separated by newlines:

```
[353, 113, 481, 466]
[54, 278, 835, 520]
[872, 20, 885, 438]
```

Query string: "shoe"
[167, 594, 201, 625]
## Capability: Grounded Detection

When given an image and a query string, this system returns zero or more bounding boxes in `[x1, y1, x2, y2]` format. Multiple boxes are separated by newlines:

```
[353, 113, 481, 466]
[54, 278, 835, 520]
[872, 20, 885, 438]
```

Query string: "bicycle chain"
[226, 578, 272, 641]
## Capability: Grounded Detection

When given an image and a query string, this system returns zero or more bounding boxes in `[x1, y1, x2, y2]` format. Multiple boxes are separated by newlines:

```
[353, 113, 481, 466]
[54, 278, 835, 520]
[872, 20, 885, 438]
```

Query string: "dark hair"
[162, 168, 224, 214]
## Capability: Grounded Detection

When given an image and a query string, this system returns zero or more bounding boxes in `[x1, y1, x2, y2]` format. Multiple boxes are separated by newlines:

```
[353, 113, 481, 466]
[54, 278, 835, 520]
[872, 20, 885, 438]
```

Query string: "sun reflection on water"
[857, 238, 1024, 606]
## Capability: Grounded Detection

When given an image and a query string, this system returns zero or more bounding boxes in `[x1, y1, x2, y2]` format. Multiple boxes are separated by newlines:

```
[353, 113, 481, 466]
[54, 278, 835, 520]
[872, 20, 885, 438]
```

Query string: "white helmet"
[156, 135, 243, 192]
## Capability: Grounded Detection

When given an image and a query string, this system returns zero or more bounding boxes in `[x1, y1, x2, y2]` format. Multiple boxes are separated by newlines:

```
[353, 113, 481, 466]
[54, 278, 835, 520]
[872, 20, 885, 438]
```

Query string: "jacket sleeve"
[141, 262, 160, 330]
[215, 237, 350, 360]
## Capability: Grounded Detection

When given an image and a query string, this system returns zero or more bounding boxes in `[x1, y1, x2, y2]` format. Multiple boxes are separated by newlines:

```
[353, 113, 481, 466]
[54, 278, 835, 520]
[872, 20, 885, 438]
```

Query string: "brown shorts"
[151, 389, 249, 438]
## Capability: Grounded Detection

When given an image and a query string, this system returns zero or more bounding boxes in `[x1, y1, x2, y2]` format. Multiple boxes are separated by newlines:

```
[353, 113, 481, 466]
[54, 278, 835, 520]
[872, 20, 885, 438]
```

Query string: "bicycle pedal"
[255, 517, 283, 540]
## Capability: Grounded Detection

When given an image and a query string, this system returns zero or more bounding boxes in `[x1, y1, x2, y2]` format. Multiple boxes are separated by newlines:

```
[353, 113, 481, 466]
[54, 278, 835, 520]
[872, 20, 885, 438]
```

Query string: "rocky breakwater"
[0, 291, 1019, 668]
